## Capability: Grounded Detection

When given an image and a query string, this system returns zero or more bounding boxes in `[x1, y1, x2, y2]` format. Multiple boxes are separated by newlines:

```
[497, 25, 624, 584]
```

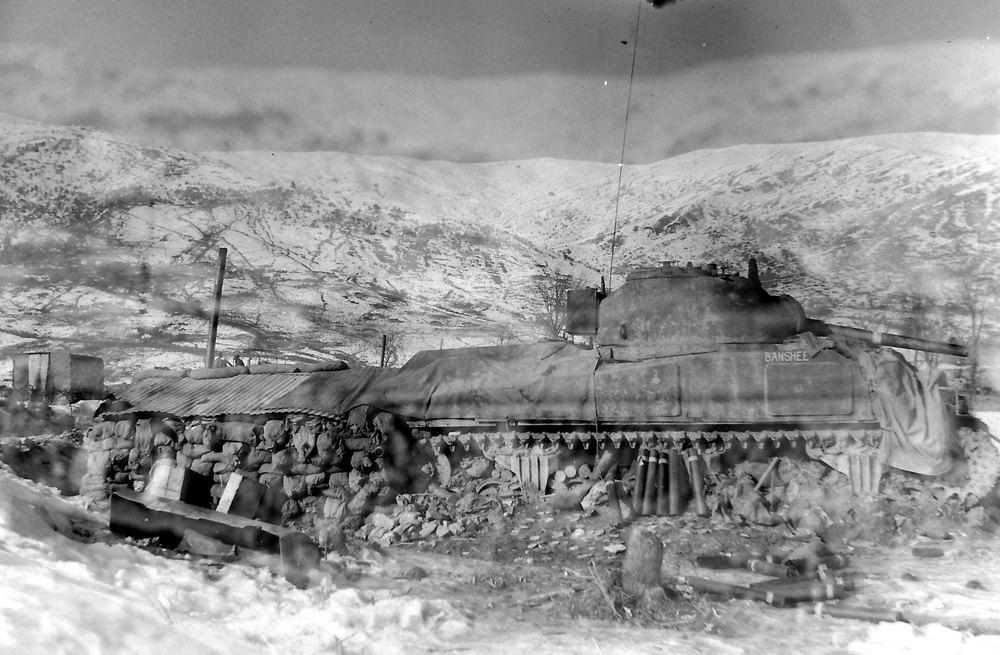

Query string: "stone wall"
[80, 408, 436, 529]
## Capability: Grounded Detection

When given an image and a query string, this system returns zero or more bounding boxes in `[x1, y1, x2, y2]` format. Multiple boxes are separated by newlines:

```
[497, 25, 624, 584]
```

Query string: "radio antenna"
[607, 0, 643, 289]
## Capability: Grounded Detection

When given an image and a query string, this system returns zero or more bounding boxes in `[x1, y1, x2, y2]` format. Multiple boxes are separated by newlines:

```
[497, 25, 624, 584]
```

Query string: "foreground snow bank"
[0, 467, 470, 655]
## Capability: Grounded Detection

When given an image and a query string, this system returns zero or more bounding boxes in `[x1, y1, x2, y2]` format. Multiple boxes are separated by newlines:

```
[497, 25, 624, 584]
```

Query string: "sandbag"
[188, 366, 249, 380]
[299, 359, 350, 373]
[261, 420, 290, 451]
[247, 363, 300, 374]
[134, 368, 190, 380]
[222, 421, 259, 445]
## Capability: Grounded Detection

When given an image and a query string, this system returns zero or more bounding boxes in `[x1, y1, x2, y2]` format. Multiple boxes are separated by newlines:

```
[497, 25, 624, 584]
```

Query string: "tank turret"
[566, 258, 967, 358]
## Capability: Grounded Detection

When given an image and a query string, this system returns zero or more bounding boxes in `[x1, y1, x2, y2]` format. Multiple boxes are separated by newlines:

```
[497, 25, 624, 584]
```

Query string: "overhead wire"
[608, 0, 643, 289]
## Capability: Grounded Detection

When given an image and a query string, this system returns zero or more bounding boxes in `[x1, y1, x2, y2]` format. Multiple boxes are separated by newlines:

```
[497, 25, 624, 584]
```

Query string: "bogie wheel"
[943, 427, 1000, 507]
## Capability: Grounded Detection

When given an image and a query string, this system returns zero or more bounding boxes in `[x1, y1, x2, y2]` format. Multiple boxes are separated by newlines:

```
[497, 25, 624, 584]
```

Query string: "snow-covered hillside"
[1, 116, 998, 382]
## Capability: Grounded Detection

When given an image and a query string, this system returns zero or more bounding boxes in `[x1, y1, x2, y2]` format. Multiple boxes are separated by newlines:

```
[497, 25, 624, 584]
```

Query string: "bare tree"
[892, 290, 945, 370]
[368, 330, 404, 368]
[955, 268, 1000, 398]
[531, 266, 577, 339]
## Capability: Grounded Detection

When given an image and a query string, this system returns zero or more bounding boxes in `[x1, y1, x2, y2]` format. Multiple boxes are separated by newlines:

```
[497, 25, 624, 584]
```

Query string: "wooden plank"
[110, 490, 320, 588]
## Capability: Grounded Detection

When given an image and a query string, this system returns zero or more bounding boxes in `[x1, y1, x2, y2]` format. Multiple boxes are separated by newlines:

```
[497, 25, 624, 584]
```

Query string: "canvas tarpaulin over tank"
[856, 349, 952, 476]
[265, 341, 600, 422]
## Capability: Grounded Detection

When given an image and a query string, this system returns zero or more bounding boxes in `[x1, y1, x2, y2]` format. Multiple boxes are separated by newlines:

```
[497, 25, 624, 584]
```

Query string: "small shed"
[12, 350, 105, 403]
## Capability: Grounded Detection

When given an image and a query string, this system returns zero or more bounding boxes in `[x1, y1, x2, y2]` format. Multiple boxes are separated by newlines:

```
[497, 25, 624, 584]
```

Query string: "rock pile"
[357, 455, 523, 546]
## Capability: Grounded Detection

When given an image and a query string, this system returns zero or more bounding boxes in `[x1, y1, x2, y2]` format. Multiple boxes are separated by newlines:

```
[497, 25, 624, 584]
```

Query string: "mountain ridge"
[1, 117, 998, 383]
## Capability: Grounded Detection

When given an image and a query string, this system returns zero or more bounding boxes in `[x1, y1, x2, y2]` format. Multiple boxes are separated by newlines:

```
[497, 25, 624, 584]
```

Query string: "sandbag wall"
[80, 411, 409, 526]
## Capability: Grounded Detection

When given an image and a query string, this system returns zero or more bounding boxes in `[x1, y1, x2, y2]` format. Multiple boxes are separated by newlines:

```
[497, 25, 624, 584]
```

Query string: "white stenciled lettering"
[765, 350, 809, 363]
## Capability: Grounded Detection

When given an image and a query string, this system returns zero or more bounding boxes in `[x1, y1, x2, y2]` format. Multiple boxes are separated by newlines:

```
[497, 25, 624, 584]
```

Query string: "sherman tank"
[269, 258, 998, 510]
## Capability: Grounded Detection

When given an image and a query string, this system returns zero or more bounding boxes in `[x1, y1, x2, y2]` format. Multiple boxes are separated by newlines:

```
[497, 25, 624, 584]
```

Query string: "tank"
[262, 258, 997, 508]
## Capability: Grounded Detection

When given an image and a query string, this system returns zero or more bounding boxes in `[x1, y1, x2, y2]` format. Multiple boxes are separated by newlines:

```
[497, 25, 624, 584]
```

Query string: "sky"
[1, 0, 998, 77]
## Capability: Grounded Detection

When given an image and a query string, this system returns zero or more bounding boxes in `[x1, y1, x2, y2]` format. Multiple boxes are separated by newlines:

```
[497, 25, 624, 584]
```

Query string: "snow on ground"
[976, 412, 1000, 446]
[5, 459, 1000, 654]
[0, 466, 472, 655]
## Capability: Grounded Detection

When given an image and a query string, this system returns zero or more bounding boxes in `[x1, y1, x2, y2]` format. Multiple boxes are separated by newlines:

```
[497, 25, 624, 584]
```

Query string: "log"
[621, 527, 664, 597]
[592, 448, 619, 480]
[687, 452, 711, 517]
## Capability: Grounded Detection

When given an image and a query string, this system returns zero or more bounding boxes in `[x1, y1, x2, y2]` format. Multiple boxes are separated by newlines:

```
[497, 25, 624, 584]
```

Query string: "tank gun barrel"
[804, 320, 968, 358]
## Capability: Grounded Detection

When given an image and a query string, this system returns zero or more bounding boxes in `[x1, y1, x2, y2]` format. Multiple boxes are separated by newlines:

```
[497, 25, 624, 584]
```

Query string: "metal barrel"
[747, 559, 796, 578]
[695, 553, 783, 570]
[814, 603, 906, 623]
[787, 554, 851, 574]
[679, 576, 788, 607]
[761, 581, 846, 602]
[668, 448, 683, 516]
[632, 449, 647, 515]
[750, 570, 859, 591]
[655, 451, 669, 516]
[805, 319, 968, 358]
[642, 449, 659, 516]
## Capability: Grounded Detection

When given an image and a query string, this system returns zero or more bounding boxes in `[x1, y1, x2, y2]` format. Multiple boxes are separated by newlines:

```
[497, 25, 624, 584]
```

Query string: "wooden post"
[621, 527, 664, 597]
[205, 247, 228, 368]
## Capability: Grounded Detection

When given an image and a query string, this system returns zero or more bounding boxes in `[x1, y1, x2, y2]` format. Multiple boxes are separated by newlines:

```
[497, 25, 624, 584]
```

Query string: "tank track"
[428, 427, 884, 453]
[425, 426, 1000, 504]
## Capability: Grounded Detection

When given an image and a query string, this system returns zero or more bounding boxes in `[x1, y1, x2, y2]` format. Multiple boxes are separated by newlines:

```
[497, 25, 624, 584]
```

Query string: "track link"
[428, 428, 885, 453]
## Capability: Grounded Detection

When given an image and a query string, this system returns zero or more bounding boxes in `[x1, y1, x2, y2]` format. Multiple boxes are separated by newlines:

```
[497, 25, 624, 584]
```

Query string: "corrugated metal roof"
[114, 373, 314, 418]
